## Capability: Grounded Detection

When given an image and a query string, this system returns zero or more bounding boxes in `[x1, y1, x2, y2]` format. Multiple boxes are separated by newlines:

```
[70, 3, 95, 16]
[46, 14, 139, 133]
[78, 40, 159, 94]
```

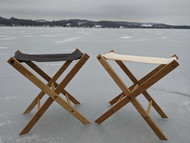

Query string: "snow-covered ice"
[0, 27, 190, 143]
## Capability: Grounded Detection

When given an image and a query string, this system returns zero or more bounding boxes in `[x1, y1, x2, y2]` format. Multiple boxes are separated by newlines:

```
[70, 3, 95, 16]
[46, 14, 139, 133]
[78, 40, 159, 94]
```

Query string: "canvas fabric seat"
[95, 50, 179, 140]
[8, 49, 90, 135]
[14, 50, 83, 62]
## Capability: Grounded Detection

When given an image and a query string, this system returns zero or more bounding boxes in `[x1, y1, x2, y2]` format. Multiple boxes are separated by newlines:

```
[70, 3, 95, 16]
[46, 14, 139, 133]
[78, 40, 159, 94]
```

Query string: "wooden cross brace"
[8, 49, 90, 135]
[95, 51, 179, 140]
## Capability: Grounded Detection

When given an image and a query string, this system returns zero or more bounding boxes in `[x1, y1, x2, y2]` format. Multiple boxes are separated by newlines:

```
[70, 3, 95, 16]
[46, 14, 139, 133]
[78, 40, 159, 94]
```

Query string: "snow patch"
[78, 21, 86, 25]
[0, 120, 14, 127]
[66, 23, 71, 27]
[16, 134, 56, 143]
[120, 36, 132, 39]
[161, 36, 168, 39]
[55, 33, 66, 36]
[0, 47, 9, 49]
[22, 35, 36, 38]
[0, 137, 3, 143]
[55, 37, 80, 44]
[0, 37, 17, 41]
[93, 25, 102, 28]
[43, 63, 63, 66]
[181, 101, 190, 111]
[40, 35, 56, 37]
[140, 24, 153, 27]
[183, 101, 190, 106]
[4, 96, 16, 100]
[23, 35, 55, 38]
[77, 30, 91, 35]
[0, 112, 11, 118]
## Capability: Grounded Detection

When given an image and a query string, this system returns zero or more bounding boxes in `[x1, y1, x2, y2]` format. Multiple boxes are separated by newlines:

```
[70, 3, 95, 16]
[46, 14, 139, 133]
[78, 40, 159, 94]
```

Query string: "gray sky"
[0, 0, 190, 25]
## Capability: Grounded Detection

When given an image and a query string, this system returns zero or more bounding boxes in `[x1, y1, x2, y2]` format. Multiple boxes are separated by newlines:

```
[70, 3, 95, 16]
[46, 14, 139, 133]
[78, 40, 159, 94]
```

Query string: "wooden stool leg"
[147, 100, 152, 115]
[20, 97, 53, 135]
[23, 60, 80, 113]
[115, 59, 169, 118]
[109, 62, 163, 105]
[109, 90, 168, 118]
[131, 99, 167, 140]
[62, 89, 80, 104]
[109, 84, 136, 105]
[23, 91, 45, 114]
[65, 93, 71, 105]
[109, 93, 124, 105]
[26, 53, 81, 105]
[142, 91, 168, 118]
[23, 83, 80, 114]
[37, 98, 40, 111]
[95, 96, 131, 124]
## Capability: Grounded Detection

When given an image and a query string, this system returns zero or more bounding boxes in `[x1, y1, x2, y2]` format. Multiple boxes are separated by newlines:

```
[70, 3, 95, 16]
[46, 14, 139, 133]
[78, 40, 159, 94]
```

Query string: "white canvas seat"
[103, 52, 177, 64]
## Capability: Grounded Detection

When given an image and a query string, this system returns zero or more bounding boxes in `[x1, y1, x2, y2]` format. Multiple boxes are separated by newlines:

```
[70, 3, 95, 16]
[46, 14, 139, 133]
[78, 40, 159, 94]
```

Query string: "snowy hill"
[0, 16, 190, 29]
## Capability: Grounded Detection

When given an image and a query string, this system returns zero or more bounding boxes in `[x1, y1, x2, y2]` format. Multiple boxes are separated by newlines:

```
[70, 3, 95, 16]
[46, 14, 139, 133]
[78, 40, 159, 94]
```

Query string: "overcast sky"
[0, 0, 190, 25]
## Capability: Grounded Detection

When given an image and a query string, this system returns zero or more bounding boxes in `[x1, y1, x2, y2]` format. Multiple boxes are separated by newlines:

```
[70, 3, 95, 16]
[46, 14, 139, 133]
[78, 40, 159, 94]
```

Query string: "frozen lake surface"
[0, 27, 190, 143]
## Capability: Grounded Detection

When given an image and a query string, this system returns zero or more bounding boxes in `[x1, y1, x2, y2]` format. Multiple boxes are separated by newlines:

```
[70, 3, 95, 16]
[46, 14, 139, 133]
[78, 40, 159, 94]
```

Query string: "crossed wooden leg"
[109, 60, 168, 118]
[23, 60, 80, 114]
[95, 54, 179, 140]
[8, 53, 90, 135]
[14, 50, 80, 114]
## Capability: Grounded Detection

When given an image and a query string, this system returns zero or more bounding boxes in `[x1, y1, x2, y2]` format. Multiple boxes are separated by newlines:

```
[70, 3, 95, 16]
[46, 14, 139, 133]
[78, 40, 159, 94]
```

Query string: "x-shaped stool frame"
[95, 50, 179, 140]
[8, 49, 90, 135]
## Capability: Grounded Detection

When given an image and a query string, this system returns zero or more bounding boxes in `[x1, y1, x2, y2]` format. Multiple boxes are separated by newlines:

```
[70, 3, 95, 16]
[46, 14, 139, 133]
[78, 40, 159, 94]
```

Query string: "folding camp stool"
[7, 49, 90, 135]
[95, 50, 179, 140]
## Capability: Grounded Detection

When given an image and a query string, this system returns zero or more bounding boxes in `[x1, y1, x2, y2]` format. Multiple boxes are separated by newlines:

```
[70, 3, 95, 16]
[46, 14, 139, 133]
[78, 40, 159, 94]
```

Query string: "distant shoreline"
[1, 26, 190, 30]
[1, 16, 190, 29]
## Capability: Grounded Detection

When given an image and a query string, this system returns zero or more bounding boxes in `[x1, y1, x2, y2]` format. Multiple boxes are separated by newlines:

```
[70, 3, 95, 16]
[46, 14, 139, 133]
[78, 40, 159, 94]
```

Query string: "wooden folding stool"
[95, 50, 179, 140]
[8, 49, 90, 135]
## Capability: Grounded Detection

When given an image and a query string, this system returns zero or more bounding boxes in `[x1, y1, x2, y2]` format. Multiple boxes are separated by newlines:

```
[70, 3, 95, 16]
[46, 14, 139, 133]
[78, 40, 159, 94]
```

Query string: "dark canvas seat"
[95, 50, 179, 140]
[14, 50, 83, 62]
[8, 49, 90, 135]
